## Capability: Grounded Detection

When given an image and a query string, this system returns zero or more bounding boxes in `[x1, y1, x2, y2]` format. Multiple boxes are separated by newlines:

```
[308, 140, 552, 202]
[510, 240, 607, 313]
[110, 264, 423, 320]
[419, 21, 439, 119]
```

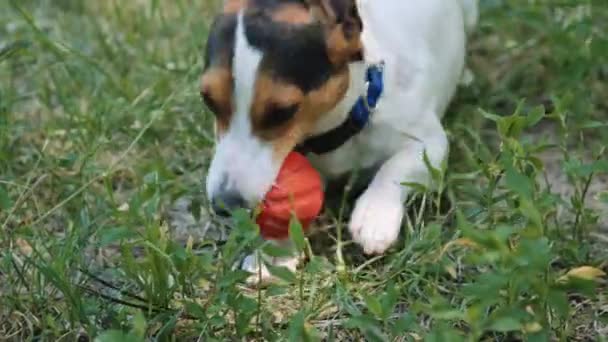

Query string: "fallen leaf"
[559, 266, 606, 282]
[186, 235, 194, 252]
[524, 322, 543, 333]
[445, 265, 458, 279]
[15, 238, 33, 256]
[438, 238, 480, 258]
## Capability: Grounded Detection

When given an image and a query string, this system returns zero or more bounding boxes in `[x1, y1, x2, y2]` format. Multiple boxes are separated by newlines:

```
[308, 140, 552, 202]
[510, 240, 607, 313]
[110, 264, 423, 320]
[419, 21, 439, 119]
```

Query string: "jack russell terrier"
[202, 0, 478, 282]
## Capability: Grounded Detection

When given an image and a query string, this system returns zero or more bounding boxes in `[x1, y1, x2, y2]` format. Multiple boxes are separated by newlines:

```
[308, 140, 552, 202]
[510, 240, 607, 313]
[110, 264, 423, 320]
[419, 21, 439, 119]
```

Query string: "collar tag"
[354, 62, 384, 126]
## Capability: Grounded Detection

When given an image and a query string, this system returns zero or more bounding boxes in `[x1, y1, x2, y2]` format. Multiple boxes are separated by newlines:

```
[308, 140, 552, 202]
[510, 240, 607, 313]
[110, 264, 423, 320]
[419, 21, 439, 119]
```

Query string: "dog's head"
[203, 0, 363, 213]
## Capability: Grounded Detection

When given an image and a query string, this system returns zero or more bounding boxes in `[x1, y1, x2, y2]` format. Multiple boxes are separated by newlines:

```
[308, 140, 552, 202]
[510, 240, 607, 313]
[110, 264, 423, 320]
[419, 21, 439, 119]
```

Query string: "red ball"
[256, 152, 324, 239]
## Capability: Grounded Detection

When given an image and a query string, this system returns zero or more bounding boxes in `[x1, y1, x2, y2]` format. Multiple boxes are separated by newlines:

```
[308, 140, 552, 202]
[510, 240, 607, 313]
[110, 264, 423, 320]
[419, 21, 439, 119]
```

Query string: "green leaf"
[505, 167, 533, 198]
[520, 198, 543, 228]
[288, 311, 320, 342]
[598, 192, 608, 204]
[479, 109, 502, 122]
[234, 296, 257, 336]
[156, 313, 178, 341]
[501, 116, 528, 138]
[132, 311, 147, 338]
[580, 120, 608, 129]
[266, 284, 288, 297]
[462, 273, 508, 303]
[391, 313, 417, 335]
[430, 308, 465, 321]
[592, 160, 608, 173]
[424, 325, 464, 342]
[547, 289, 570, 319]
[346, 316, 388, 342]
[423, 150, 442, 182]
[0, 185, 12, 211]
[267, 264, 297, 283]
[563, 159, 595, 178]
[288, 311, 306, 342]
[526, 330, 550, 342]
[488, 317, 522, 332]
[262, 243, 294, 258]
[95, 330, 142, 342]
[380, 285, 399, 320]
[362, 294, 383, 318]
[525, 105, 545, 127]
[184, 301, 206, 318]
[99, 227, 138, 246]
[401, 181, 428, 193]
[289, 216, 306, 253]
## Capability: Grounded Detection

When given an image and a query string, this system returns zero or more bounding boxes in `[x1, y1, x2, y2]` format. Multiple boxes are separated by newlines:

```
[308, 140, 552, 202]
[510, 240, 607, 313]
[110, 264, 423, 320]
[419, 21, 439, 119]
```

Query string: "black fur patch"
[243, 8, 338, 93]
[204, 0, 360, 92]
[204, 14, 237, 69]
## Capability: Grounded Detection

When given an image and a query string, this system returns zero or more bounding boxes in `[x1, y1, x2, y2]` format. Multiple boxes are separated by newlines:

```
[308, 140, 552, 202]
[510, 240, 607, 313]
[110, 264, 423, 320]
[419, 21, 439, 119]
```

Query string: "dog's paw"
[241, 253, 299, 286]
[349, 190, 404, 255]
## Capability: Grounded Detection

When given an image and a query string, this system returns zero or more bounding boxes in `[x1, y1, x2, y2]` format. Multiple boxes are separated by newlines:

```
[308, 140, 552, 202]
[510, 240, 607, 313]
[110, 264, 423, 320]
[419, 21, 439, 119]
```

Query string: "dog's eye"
[262, 104, 299, 129]
[200, 90, 219, 115]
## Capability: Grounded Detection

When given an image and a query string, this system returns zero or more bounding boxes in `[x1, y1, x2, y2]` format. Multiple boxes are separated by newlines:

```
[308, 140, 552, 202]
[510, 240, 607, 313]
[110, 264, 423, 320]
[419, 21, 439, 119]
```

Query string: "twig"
[78, 268, 151, 306]
[80, 285, 197, 320]
[79, 285, 167, 314]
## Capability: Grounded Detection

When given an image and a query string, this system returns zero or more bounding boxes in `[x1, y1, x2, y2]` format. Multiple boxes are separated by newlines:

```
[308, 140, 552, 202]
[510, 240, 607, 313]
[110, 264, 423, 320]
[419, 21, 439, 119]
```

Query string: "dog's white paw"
[241, 253, 299, 286]
[349, 189, 404, 255]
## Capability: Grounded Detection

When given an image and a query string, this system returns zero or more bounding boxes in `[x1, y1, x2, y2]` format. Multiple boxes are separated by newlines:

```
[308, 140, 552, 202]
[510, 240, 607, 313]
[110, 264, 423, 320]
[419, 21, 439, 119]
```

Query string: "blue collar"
[297, 63, 385, 155]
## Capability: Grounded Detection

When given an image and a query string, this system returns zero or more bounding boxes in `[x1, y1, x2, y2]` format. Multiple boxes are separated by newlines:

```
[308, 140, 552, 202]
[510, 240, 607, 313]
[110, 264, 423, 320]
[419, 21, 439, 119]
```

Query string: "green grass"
[1, 0, 606, 340]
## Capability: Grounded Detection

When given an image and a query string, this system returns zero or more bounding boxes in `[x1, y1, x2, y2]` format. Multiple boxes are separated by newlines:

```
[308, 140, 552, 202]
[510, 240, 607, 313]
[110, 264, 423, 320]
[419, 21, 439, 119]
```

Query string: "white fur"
[206, 13, 281, 206]
[309, 0, 475, 254]
[207, 1, 478, 282]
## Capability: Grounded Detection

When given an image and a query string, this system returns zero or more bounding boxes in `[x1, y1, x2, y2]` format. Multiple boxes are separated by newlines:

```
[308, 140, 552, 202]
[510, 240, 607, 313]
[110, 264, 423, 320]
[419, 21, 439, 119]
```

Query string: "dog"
[202, 0, 478, 282]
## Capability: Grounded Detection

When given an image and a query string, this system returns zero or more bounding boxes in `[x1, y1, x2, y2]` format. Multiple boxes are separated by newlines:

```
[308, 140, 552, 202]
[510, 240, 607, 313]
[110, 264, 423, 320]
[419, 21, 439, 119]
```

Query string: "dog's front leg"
[349, 122, 448, 254]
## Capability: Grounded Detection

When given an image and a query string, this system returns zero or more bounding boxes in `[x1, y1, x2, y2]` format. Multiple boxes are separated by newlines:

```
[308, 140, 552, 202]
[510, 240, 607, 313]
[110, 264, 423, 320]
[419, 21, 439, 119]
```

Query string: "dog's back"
[357, 0, 477, 121]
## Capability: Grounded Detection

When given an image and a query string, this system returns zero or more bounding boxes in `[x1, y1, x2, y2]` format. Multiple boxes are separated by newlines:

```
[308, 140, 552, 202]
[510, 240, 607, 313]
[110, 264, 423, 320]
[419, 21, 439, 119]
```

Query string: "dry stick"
[79, 285, 167, 314]
[0, 180, 32, 190]
[573, 149, 605, 241]
[78, 268, 151, 306]
[79, 284, 197, 320]
[10, 257, 31, 292]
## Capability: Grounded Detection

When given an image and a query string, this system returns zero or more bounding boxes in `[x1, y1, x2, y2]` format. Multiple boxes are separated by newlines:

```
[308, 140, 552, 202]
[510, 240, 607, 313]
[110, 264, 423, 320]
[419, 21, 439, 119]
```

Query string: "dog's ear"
[305, 0, 363, 65]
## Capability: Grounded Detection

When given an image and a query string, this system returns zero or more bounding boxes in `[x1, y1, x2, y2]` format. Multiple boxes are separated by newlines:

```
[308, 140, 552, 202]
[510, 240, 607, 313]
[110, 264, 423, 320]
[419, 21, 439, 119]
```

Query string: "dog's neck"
[310, 61, 367, 136]
[309, 4, 384, 137]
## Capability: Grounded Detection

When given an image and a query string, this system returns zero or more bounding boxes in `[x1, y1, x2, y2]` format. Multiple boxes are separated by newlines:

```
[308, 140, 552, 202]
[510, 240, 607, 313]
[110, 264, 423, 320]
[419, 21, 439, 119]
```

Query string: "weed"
[0, 0, 606, 341]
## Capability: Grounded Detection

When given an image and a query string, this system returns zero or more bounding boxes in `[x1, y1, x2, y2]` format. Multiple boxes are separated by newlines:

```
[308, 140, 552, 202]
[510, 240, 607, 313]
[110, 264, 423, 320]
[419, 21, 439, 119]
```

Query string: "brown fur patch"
[271, 3, 313, 25]
[200, 67, 234, 135]
[326, 24, 363, 65]
[249, 70, 350, 161]
[305, 0, 363, 65]
[250, 75, 304, 138]
[223, 0, 248, 14]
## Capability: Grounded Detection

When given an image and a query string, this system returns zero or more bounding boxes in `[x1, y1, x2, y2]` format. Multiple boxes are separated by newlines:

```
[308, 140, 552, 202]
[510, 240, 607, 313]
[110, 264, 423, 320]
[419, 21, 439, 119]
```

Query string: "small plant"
[0, 0, 606, 340]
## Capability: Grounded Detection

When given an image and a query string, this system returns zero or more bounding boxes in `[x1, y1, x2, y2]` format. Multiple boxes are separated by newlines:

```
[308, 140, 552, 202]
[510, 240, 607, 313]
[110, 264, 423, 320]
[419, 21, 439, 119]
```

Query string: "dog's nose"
[211, 191, 247, 216]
